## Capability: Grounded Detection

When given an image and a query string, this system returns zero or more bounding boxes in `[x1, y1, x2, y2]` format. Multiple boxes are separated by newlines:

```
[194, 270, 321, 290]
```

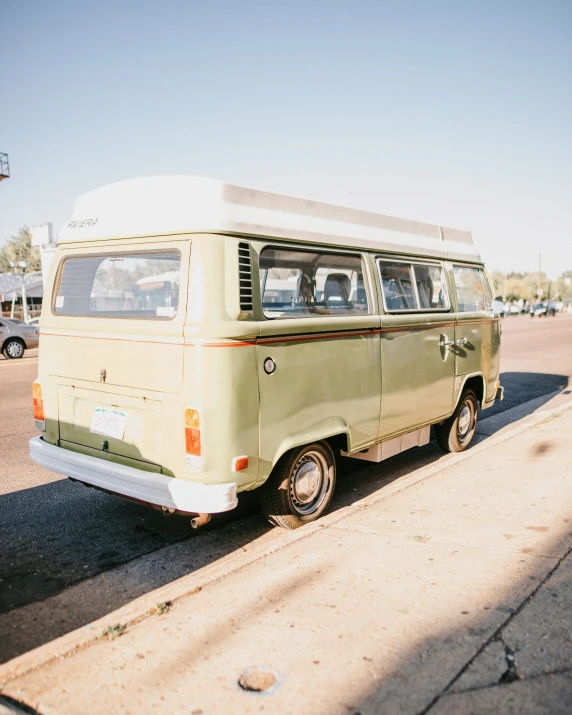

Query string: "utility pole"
[537, 249, 542, 299]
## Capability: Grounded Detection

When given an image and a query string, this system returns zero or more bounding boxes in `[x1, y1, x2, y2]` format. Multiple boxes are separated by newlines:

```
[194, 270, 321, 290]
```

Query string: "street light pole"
[9, 260, 29, 322]
[21, 275, 28, 323]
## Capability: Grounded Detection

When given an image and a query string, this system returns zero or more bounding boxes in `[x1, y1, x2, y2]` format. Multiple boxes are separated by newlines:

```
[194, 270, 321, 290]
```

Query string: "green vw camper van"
[30, 177, 502, 529]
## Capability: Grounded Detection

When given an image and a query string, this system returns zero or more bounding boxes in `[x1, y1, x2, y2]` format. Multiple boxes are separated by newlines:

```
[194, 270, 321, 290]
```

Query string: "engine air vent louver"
[238, 242, 253, 311]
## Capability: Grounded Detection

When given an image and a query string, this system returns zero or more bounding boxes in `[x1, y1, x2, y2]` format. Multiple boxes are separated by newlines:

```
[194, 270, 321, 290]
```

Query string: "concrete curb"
[1, 398, 571, 688]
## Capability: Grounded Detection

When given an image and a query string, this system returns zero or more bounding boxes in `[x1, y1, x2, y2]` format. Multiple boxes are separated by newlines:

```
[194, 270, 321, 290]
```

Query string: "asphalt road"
[1, 314, 571, 662]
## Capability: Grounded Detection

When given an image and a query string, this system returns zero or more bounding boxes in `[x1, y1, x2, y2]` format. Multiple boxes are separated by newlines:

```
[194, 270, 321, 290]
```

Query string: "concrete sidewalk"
[2, 406, 572, 715]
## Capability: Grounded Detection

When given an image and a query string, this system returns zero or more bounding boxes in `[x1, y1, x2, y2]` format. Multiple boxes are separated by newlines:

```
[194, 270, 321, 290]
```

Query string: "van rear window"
[54, 252, 181, 318]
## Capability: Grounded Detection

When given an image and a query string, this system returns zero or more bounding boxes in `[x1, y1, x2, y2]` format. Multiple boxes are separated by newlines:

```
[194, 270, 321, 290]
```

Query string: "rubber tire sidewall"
[260, 441, 336, 530]
[3, 339, 24, 359]
[435, 389, 478, 453]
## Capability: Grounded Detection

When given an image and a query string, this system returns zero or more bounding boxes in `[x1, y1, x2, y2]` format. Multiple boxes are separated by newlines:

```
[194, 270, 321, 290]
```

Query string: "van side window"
[259, 248, 368, 319]
[378, 261, 415, 310]
[378, 260, 450, 312]
[453, 266, 491, 312]
[413, 264, 450, 310]
[54, 252, 181, 319]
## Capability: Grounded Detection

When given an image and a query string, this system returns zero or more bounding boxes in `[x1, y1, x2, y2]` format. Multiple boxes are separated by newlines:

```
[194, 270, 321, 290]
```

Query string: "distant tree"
[490, 271, 505, 298]
[0, 226, 41, 273]
[554, 270, 572, 300]
[491, 271, 552, 302]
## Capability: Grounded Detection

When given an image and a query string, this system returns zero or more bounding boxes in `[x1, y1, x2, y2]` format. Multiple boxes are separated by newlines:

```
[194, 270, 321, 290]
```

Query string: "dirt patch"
[526, 526, 550, 533]
[530, 441, 553, 457]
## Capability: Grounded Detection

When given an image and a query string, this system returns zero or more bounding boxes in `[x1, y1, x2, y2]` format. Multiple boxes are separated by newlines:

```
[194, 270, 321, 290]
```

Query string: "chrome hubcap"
[457, 400, 475, 442]
[6, 341, 23, 358]
[290, 451, 329, 516]
[458, 405, 471, 435]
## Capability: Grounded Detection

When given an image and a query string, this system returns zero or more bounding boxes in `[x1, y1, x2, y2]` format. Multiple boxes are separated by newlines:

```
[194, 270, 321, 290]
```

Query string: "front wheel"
[435, 389, 478, 453]
[3, 339, 25, 359]
[260, 441, 336, 529]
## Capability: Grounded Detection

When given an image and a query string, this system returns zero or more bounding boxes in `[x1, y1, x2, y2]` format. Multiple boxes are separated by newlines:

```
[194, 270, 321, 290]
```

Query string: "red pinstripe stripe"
[257, 329, 377, 345]
[40, 318, 498, 349]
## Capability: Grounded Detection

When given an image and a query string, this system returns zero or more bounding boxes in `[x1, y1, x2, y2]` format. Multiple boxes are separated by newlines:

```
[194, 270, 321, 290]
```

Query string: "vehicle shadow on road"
[0, 478, 272, 662]
[0, 370, 568, 664]
[483, 371, 569, 420]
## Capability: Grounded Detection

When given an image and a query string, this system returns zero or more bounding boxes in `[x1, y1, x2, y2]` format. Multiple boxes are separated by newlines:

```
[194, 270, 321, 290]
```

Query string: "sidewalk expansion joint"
[420, 546, 572, 714]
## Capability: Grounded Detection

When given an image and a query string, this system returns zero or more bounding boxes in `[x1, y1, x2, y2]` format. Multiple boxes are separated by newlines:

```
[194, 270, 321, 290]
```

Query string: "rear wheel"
[3, 339, 24, 359]
[435, 389, 478, 453]
[260, 441, 336, 529]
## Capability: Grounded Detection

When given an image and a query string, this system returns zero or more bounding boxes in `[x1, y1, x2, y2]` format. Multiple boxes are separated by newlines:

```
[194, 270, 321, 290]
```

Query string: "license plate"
[90, 406, 127, 440]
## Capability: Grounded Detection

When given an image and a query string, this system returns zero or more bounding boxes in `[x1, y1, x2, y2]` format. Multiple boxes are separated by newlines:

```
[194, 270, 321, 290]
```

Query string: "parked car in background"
[530, 301, 557, 318]
[493, 298, 505, 316]
[0, 319, 40, 358]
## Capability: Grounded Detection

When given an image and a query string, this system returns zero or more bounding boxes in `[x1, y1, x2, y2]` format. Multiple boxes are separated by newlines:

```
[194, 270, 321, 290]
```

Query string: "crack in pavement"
[497, 638, 521, 684]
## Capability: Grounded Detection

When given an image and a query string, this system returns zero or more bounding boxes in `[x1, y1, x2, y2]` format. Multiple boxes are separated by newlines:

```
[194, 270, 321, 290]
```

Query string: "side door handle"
[440, 337, 454, 347]
[456, 337, 468, 346]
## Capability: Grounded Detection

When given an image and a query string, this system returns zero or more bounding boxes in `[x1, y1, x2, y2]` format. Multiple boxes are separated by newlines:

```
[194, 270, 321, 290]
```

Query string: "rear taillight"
[185, 408, 202, 469]
[32, 381, 45, 432]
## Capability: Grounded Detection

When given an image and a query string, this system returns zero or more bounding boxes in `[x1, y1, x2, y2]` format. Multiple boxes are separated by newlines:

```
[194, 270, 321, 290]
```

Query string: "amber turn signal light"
[32, 381, 46, 431]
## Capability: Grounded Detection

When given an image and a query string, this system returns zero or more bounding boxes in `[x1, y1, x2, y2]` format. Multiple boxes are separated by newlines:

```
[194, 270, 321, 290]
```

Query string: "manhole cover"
[238, 667, 277, 693]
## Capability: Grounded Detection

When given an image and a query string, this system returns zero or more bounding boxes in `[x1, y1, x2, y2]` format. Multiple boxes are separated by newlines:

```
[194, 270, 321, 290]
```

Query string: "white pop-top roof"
[59, 176, 481, 262]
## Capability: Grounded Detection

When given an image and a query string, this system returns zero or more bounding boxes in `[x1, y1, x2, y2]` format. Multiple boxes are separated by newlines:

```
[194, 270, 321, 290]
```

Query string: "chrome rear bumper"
[29, 437, 238, 514]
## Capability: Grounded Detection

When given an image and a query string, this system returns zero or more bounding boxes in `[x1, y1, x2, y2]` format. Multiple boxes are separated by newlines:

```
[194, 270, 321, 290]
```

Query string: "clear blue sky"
[1, 0, 571, 278]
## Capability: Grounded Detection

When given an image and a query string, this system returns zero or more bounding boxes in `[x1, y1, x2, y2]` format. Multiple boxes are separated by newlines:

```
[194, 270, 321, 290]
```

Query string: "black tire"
[3, 339, 25, 359]
[260, 441, 336, 529]
[435, 389, 478, 453]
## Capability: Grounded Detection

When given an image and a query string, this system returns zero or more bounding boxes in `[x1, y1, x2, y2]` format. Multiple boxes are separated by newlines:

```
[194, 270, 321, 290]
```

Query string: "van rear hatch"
[44, 245, 187, 393]
[58, 385, 162, 465]
[43, 243, 189, 463]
